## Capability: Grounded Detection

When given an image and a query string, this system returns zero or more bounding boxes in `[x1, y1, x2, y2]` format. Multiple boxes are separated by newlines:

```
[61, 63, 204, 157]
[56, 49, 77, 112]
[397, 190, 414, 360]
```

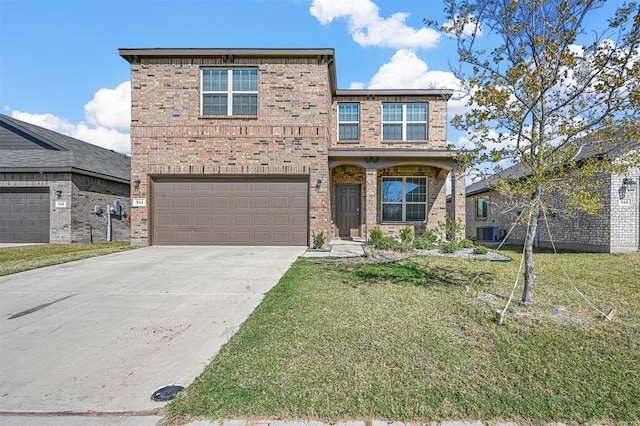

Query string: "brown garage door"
[152, 178, 308, 246]
[0, 188, 50, 243]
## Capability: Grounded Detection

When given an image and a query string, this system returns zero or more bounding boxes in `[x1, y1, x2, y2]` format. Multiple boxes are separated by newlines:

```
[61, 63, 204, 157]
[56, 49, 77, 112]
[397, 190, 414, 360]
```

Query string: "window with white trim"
[202, 69, 258, 116]
[476, 199, 488, 219]
[382, 103, 427, 141]
[338, 103, 360, 141]
[381, 177, 427, 222]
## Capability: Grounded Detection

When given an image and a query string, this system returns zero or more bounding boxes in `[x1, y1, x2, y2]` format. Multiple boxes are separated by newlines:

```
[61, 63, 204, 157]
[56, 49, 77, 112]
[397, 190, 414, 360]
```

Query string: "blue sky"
[0, 0, 618, 155]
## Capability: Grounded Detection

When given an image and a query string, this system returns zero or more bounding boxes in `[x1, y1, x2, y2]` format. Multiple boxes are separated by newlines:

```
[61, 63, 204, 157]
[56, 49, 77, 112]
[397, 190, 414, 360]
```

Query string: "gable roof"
[0, 114, 130, 183]
[464, 133, 638, 197]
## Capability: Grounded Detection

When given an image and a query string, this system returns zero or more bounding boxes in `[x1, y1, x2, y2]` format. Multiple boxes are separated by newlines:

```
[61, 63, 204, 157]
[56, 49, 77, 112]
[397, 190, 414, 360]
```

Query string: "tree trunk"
[521, 206, 539, 307]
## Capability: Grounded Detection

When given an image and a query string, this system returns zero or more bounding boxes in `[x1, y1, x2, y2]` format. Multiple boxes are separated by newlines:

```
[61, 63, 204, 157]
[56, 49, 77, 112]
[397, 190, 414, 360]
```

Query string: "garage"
[152, 178, 308, 246]
[0, 188, 50, 243]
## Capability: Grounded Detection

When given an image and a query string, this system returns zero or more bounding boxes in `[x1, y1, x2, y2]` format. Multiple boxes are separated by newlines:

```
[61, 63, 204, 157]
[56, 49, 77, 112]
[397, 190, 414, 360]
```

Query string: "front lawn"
[165, 248, 640, 424]
[0, 242, 136, 276]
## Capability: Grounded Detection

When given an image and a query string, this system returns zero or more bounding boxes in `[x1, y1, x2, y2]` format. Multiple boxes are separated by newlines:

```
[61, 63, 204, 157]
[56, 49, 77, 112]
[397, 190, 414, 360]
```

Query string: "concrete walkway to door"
[0, 246, 305, 416]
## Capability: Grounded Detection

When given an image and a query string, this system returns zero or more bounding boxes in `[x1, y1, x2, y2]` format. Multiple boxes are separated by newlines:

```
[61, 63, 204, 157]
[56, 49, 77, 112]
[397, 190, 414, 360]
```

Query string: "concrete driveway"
[0, 246, 304, 415]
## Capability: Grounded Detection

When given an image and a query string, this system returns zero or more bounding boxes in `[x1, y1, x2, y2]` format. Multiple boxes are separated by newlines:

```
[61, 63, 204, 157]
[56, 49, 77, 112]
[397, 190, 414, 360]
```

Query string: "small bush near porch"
[165, 248, 640, 424]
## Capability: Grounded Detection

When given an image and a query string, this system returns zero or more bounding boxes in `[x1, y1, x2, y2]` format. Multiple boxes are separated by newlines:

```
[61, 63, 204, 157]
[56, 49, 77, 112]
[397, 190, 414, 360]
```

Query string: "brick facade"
[465, 168, 640, 253]
[0, 172, 130, 243]
[121, 48, 464, 246]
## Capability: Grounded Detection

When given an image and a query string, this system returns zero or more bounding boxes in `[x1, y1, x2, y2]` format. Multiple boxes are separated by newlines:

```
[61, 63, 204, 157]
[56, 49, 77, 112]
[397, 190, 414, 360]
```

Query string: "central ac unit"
[477, 226, 499, 241]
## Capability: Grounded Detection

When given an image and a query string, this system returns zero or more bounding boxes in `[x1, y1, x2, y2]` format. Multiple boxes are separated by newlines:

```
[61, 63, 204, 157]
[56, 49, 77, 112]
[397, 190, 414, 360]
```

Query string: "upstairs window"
[476, 199, 488, 219]
[382, 103, 427, 141]
[338, 103, 360, 141]
[381, 177, 427, 222]
[202, 69, 258, 116]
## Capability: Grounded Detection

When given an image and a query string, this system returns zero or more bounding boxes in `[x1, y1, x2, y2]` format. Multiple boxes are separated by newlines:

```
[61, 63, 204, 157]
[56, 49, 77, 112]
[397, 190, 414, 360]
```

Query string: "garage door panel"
[233, 232, 250, 244]
[234, 198, 250, 209]
[152, 178, 308, 246]
[234, 215, 250, 226]
[156, 214, 174, 226]
[156, 196, 173, 208]
[214, 197, 229, 208]
[194, 231, 212, 243]
[176, 214, 192, 226]
[253, 215, 269, 226]
[253, 197, 269, 208]
[195, 215, 211, 226]
[214, 232, 230, 244]
[175, 197, 191, 208]
[195, 197, 211, 209]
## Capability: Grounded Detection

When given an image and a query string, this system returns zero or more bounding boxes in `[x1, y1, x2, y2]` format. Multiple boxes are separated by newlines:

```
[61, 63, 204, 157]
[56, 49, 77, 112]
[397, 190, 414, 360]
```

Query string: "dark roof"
[464, 133, 638, 197]
[335, 89, 454, 99]
[0, 114, 130, 183]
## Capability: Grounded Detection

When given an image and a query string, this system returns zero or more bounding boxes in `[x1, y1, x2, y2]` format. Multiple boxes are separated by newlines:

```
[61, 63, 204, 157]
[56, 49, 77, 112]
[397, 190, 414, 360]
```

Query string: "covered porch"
[328, 148, 466, 240]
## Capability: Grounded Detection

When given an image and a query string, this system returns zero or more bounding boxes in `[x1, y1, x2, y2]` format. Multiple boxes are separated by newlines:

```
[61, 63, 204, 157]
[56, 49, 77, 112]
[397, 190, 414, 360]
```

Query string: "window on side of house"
[476, 199, 488, 219]
[338, 103, 360, 141]
[202, 68, 258, 117]
[382, 103, 427, 141]
[381, 177, 427, 222]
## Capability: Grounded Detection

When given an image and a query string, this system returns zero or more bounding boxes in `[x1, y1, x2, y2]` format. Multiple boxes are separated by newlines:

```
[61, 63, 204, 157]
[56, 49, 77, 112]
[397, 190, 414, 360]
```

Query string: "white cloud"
[84, 81, 131, 130]
[10, 81, 131, 155]
[310, 0, 441, 49]
[72, 123, 131, 153]
[11, 111, 77, 134]
[365, 49, 468, 111]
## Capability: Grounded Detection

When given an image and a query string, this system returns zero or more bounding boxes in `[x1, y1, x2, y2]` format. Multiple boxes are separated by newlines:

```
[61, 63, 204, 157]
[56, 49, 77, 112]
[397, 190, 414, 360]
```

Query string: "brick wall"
[71, 174, 130, 243]
[0, 172, 130, 243]
[331, 95, 449, 149]
[609, 169, 639, 252]
[465, 169, 640, 252]
[129, 57, 333, 245]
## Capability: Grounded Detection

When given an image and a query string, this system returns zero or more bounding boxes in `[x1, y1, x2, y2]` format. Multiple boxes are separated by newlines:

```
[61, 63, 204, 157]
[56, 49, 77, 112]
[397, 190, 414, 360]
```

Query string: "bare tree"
[431, 0, 640, 306]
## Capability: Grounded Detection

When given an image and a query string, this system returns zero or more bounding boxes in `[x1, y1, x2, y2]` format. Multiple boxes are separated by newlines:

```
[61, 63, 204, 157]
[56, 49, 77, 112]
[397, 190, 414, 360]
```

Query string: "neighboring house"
[0, 114, 131, 243]
[459, 143, 639, 253]
[119, 48, 465, 246]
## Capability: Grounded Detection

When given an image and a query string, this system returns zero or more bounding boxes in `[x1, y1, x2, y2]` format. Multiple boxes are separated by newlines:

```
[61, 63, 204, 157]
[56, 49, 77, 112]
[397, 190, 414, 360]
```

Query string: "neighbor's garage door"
[152, 178, 308, 246]
[0, 188, 50, 243]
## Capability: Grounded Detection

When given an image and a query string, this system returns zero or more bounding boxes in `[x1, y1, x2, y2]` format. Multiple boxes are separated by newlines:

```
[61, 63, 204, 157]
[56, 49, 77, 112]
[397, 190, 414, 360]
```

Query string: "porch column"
[450, 167, 466, 225]
[365, 168, 378, 239]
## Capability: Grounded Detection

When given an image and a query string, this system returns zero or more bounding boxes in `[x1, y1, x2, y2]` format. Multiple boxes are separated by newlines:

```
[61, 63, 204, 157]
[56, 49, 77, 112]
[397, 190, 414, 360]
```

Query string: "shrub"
[414, 229, 439, 249]
[375, 236, 403, 251]
[369, 227, 383, 245]
[459, 238, 474, 248]
[441, 241, 459, 253]
[399, 226, 415, 246]
[473, 245, 489, 255]
[312, 231, 326, 249]
[437, 218, 465, 242]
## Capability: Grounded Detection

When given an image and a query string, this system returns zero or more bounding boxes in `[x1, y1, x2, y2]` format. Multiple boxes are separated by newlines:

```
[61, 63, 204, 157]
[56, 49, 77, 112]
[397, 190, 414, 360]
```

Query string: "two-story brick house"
[119, 48, 465, 246]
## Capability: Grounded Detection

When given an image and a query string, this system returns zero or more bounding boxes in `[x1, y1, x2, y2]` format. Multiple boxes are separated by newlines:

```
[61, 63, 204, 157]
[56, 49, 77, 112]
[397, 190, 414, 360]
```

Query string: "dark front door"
[336, 184, 361, 238]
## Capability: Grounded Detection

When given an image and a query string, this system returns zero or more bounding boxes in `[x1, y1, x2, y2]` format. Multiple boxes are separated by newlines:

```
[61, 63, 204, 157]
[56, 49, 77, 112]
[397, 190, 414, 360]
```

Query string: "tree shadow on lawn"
[342, 258, 498, 289]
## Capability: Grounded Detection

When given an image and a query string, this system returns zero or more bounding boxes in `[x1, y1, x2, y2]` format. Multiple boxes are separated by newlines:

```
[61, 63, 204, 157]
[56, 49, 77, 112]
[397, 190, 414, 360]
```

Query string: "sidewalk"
[302, 239, 366, 258]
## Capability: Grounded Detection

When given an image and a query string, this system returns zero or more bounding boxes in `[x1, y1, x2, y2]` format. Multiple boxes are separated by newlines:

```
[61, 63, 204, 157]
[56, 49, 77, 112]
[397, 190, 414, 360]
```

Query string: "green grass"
[165, 248, 640, 424]
[0, 242, 136, 276]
